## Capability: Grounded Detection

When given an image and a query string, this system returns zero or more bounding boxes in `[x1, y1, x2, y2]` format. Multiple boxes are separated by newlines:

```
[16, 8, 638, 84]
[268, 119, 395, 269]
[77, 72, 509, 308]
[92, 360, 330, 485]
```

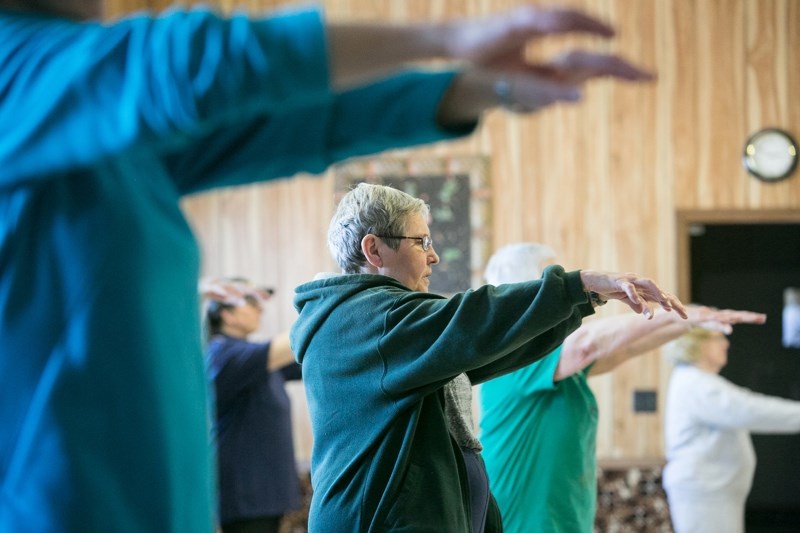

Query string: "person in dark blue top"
[204, 279, 301, 533]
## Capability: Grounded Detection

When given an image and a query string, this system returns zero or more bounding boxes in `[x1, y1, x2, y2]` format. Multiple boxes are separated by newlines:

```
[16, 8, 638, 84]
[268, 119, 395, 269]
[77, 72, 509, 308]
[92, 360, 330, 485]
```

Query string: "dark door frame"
[676, 209, 800, 302]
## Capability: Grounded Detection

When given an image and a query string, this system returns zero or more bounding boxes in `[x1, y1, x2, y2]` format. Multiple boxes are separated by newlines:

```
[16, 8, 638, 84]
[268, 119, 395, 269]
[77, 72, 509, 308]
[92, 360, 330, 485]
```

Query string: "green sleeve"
[378, 266, 593, 398]
[507, 346, 563, 396]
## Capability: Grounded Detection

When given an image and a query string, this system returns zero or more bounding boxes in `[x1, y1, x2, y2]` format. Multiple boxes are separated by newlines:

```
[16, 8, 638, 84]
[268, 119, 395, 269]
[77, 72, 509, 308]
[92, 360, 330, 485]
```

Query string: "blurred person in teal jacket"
[0, 2, 656, 530]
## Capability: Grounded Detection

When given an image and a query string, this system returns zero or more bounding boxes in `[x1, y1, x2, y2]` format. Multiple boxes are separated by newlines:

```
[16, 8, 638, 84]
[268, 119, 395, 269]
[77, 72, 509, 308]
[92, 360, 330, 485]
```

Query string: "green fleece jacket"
[291, 265, 594, 532]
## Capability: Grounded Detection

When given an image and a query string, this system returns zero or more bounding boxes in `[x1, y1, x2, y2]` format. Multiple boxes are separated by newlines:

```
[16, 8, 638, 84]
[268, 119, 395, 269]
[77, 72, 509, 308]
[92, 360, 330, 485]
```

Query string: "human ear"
[361, 234, 384, 268]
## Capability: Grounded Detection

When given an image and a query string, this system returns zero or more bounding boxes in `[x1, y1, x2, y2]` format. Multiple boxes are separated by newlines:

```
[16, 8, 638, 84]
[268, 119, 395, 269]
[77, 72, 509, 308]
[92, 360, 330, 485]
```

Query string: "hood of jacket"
[291, 273, 419, 365]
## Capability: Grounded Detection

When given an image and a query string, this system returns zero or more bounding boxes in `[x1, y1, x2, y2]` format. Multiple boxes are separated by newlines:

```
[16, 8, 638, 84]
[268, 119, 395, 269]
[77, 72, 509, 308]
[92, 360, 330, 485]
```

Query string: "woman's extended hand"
[579, 270, 688, 320]
[328, 6, 654, 121]
[686, 305, 767, 334]
[436, 6, 655, 118]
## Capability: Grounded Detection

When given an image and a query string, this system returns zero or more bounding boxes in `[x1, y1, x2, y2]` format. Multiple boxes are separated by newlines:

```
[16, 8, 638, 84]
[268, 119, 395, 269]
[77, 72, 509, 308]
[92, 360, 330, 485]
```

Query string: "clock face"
[743, 128, 798, 182]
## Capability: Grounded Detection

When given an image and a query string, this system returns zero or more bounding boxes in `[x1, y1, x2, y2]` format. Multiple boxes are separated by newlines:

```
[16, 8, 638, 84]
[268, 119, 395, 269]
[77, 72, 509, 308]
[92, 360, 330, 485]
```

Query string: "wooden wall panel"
[745, 0, 798, 208]
[602, 0, 655, 459]
[105, 0, 800, 462]
[791, 0, 800, 133]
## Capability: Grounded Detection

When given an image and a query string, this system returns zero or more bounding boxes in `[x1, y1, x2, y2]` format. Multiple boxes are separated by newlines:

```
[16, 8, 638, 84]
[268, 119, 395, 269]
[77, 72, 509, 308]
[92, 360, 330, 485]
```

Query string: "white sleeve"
[687, 370, 800, 433]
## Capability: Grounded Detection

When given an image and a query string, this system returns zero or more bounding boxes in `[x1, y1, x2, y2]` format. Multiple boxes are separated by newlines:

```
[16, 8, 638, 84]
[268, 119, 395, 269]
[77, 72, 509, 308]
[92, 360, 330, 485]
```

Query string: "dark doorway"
[679, 212, 800, 532]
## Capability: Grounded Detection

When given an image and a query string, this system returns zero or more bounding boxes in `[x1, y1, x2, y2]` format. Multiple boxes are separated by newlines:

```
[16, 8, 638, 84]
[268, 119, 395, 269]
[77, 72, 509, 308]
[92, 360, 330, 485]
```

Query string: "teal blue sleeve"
[0, 7, 329, 185]
[173, 69, 472, 193]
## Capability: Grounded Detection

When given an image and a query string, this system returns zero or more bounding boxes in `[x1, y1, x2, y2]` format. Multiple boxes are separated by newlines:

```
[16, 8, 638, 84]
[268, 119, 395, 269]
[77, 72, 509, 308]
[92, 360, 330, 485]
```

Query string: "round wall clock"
[743, 128, 798, 182]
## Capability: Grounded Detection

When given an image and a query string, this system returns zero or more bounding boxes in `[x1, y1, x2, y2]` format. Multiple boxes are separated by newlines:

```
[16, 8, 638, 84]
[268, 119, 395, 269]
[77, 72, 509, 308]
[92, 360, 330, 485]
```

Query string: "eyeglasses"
[376, 235, 433, 251]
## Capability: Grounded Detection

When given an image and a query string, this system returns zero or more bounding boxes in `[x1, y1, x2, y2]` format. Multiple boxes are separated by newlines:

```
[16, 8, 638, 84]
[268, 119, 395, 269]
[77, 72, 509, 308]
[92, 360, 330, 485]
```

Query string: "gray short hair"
[662, 327, 717, 365]
[484, 242, 556, 285]
[328, 183, 429, 273]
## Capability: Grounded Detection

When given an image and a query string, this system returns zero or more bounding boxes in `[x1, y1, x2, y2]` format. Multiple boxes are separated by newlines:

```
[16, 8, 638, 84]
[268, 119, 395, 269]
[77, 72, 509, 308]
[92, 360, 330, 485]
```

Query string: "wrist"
[437, 70, 497, 126]
[588, 291, 608, 308]
[493, 77, 518, 111]
[579, 270, 600, 293]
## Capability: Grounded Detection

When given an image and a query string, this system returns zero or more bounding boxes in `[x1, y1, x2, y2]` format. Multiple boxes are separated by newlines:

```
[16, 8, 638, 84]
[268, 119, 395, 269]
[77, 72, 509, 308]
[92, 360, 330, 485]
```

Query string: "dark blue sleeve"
[279, 362, 302, 382]
[207, 337, 270, 410]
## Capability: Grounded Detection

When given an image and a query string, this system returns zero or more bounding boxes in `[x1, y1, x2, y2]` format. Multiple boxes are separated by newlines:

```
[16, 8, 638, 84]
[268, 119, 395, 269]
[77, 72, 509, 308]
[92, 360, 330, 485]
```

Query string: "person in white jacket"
[663, 327, 800, 533]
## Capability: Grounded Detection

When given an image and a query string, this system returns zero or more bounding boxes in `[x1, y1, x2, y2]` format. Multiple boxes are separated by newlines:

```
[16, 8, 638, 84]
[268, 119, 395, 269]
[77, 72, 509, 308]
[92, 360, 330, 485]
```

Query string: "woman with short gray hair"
[328, 183, 429, 274]
[292, 183, 687, 532]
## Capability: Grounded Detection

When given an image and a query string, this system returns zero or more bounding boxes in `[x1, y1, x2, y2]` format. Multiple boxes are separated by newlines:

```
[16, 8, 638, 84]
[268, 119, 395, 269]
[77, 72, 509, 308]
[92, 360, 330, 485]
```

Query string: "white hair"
[484, 242, 556, 285]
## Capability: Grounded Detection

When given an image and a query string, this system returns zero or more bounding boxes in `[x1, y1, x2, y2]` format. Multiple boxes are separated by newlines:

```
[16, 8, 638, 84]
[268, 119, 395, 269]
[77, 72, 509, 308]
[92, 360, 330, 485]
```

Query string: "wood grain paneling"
[105, 0, 800, 461]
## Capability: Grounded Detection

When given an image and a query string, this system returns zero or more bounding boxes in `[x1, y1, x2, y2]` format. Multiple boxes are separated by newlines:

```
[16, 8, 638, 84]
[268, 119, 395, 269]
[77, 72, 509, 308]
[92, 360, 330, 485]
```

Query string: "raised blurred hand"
[198, 277, 273, 306]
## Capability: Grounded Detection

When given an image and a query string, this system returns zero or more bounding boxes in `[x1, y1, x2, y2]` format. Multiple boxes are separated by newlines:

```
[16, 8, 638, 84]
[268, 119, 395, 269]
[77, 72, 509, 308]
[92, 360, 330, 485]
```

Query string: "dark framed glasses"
[376, 235, 433, 251]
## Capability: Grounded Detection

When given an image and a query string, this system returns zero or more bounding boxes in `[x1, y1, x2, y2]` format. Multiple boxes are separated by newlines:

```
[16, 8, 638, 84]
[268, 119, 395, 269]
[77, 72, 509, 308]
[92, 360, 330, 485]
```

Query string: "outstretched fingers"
[657, 291, 687, 318]
[579, 270, 686, 319]
[546, 51, 656, 83]
[616, 279, 646, 315]
[625, 278, 688, 319]
[642, 283, 688, 319]
[509, 7, 615, 39]
[715, 309, 767, 325]
[454, 7, 618, 70]
[693, 309, 766, 335]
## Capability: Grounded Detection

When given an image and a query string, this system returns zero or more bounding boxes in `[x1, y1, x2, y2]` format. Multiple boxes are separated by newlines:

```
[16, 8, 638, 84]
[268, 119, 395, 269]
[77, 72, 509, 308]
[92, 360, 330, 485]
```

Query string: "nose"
[429, 246, 440, 265]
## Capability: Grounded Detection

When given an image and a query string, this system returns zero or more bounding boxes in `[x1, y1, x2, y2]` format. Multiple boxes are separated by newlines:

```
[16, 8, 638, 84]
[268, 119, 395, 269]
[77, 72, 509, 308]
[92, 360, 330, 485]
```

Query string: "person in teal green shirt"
[479, 243, 765, 533]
